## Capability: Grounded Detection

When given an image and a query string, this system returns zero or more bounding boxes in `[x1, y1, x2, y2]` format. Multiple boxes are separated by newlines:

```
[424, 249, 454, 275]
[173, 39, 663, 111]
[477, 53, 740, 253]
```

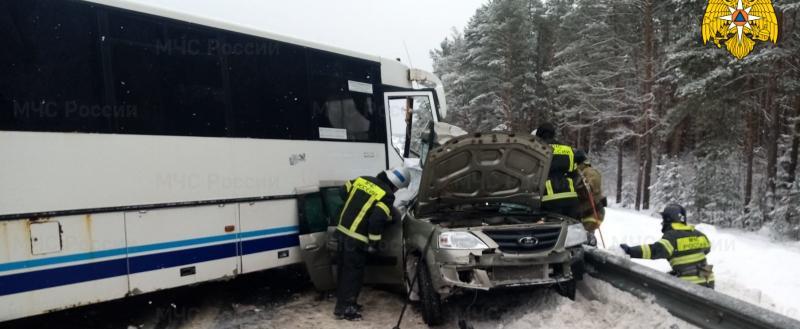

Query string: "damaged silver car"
[403, 132, 587, 325]
[296, 132, 587, 326]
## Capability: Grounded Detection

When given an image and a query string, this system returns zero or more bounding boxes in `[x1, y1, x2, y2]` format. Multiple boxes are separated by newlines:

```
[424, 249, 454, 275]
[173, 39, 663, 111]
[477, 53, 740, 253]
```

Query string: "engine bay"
[434, 213, 564, 228]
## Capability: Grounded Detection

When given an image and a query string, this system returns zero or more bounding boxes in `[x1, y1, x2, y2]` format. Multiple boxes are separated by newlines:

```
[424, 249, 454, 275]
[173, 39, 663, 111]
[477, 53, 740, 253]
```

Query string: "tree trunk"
[670, 118, 685, 156]
[640, 0, 656, 210]
[635, 160, 644, 211]
[788, 95, 800, 184]
[744, 105, 756, 210]
[616, 141, 624, 204]
[635, 125, 643, 211]
[576, 112, 583, 150]
[643, 130, 653, 209]
[765, 71, 779, 200]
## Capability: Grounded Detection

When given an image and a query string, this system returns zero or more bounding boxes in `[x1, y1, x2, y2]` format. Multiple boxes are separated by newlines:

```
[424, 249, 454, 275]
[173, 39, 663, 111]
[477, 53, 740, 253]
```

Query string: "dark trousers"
[334, 235, 367, 314]
[542, 200, 579, 219]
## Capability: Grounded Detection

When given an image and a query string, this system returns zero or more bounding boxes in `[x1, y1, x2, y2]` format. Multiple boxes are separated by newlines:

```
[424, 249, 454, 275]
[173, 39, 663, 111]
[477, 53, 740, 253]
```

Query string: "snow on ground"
[484, 278, 693, 329]
[12, 207, 799, 328]
[254, 277, 694, 329]
[600, 207, 800, 321]
[5, 266, 694, 329]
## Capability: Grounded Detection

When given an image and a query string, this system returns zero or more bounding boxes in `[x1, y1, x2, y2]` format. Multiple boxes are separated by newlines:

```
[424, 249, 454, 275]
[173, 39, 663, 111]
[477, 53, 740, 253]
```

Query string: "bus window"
[308, 49, 383, 143]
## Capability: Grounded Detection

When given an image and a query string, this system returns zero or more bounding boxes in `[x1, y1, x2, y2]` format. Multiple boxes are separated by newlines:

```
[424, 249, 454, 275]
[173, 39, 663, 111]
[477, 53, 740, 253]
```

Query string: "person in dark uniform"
[621, 203, 715, 289]
[333, 167, 410, 320]
[534, 123, 580, 219]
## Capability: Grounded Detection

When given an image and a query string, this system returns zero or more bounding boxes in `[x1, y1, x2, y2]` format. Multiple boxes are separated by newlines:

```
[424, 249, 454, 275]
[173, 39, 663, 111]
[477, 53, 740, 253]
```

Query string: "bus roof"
[85, 0, 386, 64]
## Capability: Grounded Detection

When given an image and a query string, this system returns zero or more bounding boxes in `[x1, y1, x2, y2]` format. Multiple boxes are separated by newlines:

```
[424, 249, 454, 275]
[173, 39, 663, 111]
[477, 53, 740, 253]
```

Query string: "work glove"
[619, 244, 632, 255]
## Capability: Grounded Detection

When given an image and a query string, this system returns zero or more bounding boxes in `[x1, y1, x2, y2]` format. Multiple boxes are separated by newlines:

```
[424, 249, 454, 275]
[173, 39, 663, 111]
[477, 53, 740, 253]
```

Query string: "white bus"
[0, 0, 446, 321]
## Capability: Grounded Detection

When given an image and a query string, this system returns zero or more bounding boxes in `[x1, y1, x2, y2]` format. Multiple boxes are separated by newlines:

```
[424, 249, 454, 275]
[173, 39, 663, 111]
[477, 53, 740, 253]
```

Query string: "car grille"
[483, 226, 562, 253]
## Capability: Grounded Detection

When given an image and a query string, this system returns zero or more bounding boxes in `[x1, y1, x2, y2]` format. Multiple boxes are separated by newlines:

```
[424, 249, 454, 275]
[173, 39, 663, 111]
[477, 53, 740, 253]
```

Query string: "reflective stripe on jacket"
[337, 176, 394, 244]
[542, 143, 579, 205]
[627, 222, 714, 285]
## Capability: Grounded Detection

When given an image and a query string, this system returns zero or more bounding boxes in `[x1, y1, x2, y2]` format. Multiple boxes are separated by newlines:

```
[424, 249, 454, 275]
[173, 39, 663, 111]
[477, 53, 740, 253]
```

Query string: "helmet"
[660, 204, 687, 223]
[384, 167, 411, 189]
[534, 123, 556, 140]
[575, 150, 588, 165]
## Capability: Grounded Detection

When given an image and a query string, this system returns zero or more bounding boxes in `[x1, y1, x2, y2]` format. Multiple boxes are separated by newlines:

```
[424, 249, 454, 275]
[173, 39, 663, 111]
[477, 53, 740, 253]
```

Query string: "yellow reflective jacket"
[628, 222, 714, 286]
[336, 176, 395, 244]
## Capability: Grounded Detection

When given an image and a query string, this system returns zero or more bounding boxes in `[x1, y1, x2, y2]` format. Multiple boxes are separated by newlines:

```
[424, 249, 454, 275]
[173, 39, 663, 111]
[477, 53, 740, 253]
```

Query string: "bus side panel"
[0, 132, 387, 217]
[0, 213, 128, 321]
[239, 200, 302, 274]
[124, 205, 239, 294]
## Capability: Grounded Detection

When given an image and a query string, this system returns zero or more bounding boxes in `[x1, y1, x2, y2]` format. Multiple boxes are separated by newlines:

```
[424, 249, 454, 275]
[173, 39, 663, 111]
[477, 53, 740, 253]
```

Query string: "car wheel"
[418, 260, 444, 325]
[555, 279, 576, 300]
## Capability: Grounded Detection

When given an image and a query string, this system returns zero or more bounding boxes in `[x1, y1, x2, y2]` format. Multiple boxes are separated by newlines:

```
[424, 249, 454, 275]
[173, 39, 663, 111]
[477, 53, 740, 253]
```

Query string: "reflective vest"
[629, 222, 714, 286]
[336, 176, 394, 244]
[542, 144, 579, 203]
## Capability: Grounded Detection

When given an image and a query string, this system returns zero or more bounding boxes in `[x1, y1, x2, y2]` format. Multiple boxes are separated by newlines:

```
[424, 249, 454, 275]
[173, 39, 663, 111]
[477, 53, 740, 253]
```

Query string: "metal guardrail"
[584, 246, 800, 329]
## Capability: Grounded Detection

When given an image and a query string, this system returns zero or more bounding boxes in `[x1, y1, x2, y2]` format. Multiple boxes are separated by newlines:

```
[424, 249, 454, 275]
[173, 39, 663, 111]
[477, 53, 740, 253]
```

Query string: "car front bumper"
[431, 248, 576, 296]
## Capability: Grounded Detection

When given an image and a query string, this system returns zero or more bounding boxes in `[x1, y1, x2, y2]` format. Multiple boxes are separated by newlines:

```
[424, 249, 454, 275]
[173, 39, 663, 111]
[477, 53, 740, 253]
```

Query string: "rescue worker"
[534, 123, 579, 219]
[620, 204, 715, 289]
[333, 167, 411, 320]
[575, 150, 607, 236]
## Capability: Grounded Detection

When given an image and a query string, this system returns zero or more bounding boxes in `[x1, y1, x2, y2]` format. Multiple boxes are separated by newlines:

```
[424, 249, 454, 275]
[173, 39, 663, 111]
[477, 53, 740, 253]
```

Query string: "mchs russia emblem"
[702, 0, 778, 59]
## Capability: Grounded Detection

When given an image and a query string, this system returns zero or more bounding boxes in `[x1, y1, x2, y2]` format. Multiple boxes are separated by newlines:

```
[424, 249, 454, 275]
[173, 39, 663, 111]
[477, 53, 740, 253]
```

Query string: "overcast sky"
[126, 0, 487, 71]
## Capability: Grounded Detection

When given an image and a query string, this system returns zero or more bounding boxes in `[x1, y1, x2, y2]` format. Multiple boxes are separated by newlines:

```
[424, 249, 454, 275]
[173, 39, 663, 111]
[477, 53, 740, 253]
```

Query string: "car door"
[297, 183, 404, 290]
[296, 185, 337, 291]
[384, 91, 439, 168]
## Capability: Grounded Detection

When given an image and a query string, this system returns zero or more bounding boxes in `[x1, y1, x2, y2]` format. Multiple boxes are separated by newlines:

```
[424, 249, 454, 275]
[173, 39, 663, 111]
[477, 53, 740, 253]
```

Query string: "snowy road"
[6, 207, 796, 328]
[219, 277, 694, 329]
[600, 207, 800, 321]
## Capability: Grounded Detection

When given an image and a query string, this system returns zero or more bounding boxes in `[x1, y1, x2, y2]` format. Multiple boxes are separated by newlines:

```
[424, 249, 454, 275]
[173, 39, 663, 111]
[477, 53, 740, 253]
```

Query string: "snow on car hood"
[416, 133, 552, 216]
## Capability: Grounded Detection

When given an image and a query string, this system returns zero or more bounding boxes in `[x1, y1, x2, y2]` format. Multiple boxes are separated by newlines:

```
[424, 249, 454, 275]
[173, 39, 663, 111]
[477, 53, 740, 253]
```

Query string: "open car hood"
[416, 133, 552, 216]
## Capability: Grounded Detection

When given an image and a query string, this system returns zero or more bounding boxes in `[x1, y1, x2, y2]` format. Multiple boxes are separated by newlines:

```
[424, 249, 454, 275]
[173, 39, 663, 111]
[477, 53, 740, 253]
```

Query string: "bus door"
[384, 91, 439, 168]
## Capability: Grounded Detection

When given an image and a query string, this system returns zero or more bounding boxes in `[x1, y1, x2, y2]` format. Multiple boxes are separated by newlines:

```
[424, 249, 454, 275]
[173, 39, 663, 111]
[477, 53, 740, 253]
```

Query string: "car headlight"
[438, 232, 489, 249]
[565, 223, 588, 247]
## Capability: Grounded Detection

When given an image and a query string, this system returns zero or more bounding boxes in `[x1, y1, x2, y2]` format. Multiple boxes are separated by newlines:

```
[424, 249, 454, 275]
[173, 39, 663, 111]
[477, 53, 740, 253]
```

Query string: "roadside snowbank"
[600, 207, 800, 320]
[491, 278, 694, 329]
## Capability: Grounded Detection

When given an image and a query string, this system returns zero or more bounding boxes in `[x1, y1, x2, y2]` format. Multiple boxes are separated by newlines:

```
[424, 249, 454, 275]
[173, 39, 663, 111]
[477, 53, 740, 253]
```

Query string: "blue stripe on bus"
[0, 226, 299, 273]
[239, 226, 300, 239]
[0, 258, 129, 297]
[0, 233, 300, 296]
[0, 247, 128, 273]
[240, 233, 300, 255]
[128, 242, 238, 274]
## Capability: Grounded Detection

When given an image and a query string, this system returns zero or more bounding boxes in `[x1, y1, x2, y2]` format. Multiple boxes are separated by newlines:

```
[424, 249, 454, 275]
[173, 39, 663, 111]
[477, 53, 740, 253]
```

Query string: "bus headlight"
[565, 224, 588, 247]
[438, 232, 488, 250]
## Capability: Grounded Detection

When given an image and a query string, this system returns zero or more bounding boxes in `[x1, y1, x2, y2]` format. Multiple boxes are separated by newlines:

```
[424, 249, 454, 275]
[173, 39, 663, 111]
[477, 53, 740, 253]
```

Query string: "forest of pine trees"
[431, 0, 800, 239]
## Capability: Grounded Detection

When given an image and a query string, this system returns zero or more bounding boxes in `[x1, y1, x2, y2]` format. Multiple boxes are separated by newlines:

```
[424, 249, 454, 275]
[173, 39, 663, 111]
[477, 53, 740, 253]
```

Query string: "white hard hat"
[385, 167, 411, 189]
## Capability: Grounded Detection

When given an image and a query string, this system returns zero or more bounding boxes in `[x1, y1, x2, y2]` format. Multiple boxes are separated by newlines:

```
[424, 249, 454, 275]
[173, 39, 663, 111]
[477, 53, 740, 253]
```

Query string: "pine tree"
[432, 0, 800, 239]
